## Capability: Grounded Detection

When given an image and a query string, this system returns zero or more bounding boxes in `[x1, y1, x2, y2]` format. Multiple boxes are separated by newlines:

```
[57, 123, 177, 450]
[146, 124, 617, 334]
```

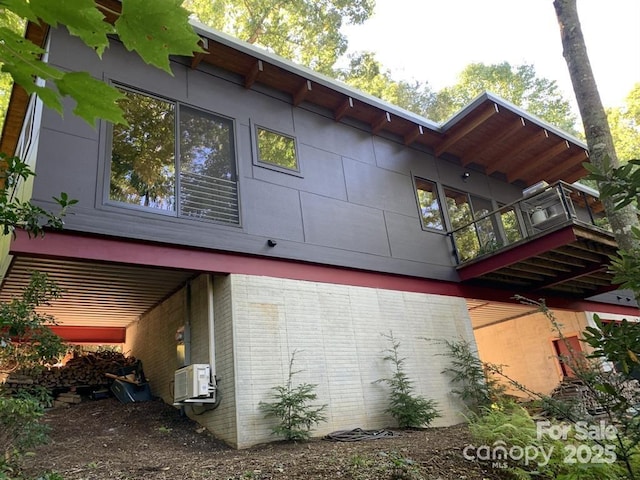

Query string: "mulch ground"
[19, 396, 509, 479]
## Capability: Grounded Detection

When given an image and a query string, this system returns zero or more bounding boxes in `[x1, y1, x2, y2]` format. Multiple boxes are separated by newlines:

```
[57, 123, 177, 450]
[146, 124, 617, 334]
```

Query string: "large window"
[415, 177, 506, 261]
[109, 88, 238, 224]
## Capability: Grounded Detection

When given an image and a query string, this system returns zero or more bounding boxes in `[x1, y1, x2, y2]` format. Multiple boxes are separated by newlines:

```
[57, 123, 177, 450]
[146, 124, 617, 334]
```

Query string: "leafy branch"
[0, 0, 204, 126]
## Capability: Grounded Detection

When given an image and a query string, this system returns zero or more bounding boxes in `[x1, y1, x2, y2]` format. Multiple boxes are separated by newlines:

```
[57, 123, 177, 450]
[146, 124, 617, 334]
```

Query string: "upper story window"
[255, 127, 299, 172]
[108, 87, 239, 225]
[414, 177, 504, 261]
[415, 178, 445, 230]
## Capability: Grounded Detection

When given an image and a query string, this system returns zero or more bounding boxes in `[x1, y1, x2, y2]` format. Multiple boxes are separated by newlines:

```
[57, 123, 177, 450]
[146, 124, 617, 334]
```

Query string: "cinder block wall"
[126, 273, 476, 449]
[124, 287, 186, 401]
[186, 275, 238, 446]
[229, 274, 473, 448]
[474, 309, 589, 395]
[125, 274, 238, 446]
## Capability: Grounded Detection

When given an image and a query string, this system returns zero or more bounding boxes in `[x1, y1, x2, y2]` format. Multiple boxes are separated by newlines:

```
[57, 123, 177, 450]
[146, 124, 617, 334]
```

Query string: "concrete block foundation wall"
[229, 274, 472, 448]
[126, 273, 476, 449]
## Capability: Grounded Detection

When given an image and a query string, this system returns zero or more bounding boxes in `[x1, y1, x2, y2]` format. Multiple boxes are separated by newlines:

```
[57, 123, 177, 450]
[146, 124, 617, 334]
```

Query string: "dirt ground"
[19, 396, 509, 480]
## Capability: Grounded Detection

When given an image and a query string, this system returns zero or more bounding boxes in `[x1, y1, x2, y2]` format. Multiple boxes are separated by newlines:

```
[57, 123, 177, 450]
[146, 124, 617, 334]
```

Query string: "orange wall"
[473, 309, 588, 396]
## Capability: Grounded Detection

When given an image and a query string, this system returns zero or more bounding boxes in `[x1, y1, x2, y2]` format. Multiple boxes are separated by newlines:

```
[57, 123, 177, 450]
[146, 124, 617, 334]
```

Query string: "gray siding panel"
[300, 192, 390, 256]
[250, 143, 347, 201]
[385, 212, 453, 265]
[343, 157, 417, 216]
[293, 108, 376, 164]
[36, 128, 99, 206]
[241, 178, 304, 241]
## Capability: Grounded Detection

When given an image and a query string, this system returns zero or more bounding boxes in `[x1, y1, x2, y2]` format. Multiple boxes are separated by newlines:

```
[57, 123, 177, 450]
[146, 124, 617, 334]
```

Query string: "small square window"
[256, 127, 299, 171]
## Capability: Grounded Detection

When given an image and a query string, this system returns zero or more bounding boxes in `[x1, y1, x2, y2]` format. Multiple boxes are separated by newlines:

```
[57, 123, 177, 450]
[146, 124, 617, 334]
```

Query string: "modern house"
[1, 12, 638, 448]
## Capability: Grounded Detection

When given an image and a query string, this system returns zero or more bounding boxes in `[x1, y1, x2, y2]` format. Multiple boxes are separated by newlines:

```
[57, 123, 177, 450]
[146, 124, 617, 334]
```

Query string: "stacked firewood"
[3, 351, 139, 392]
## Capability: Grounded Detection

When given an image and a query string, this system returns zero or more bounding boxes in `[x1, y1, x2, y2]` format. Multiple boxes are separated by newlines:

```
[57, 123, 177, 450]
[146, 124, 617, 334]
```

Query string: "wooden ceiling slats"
[460, 116, 525, 167]
[507, 140, 570, 183]
[434, 103, 499, 157]
[485, 128, 549, 175]
[542, 148, 589, 184]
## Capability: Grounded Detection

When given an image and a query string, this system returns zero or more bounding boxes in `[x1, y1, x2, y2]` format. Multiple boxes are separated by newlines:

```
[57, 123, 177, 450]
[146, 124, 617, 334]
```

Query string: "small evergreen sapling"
[259, 350, 327, 441]
[376, 331, 441, 428]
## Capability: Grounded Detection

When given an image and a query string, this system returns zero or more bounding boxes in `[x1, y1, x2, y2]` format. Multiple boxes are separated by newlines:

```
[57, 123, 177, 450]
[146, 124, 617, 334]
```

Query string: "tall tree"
[608, 83, 640, 162]
[184, 0, 375, 74]
[553, 0, 639, 254]
[427, 62, 578, 133]
[336, 52, 435, 115]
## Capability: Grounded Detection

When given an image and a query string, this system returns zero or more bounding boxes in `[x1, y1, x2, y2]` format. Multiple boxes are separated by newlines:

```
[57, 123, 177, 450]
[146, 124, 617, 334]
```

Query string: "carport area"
[0, 255, 197, 345]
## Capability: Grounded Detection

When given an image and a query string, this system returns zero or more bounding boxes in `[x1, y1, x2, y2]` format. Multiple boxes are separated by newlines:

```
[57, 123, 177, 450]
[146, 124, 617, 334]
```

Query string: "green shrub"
[432, 337, 505, 412]
[259, 350, 327, 441]
[468, 403, 627, 479]
[377, 331, 440, 428]
[0, 392, 50, 472]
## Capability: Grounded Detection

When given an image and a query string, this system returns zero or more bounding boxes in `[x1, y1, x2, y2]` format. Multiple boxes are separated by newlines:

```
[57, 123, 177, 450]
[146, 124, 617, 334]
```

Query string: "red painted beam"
[49, 326, 126, 344]
[9, 230, 639, 318]
[457, 226, 578, 281]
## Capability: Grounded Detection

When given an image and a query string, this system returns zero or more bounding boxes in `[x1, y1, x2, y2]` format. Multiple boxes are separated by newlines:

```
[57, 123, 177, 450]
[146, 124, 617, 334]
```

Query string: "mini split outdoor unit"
[174, 364, 211, 402]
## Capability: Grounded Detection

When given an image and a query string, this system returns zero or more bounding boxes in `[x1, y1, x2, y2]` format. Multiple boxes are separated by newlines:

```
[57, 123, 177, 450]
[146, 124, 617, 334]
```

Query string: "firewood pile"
[549, 377, 640, 418]
[3, 350, 139, 393]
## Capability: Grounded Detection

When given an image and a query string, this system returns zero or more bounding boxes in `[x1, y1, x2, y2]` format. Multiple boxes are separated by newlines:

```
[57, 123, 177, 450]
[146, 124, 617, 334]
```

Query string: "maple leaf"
[115, 0, 204, 74]
[0, 26, 64, 113]
[29, 0, 114, 56]
[55, 72, 127, 126]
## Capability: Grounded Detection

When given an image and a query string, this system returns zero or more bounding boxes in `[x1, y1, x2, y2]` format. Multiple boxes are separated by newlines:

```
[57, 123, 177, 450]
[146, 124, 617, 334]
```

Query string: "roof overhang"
[0, 1, 589, 188]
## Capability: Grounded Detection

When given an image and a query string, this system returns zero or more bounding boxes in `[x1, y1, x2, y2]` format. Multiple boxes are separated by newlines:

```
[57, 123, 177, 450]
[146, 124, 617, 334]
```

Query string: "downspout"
[183, 281, 192, 366]
[207, 274, 220, 406]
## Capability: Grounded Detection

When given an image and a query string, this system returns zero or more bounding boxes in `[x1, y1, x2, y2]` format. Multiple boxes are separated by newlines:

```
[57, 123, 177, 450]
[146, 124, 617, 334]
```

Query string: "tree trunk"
[553, 0, 639, 253]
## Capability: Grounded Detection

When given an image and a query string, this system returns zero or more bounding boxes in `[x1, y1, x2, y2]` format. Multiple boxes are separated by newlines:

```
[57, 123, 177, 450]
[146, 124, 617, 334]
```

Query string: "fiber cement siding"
[31, 28, 522, 283]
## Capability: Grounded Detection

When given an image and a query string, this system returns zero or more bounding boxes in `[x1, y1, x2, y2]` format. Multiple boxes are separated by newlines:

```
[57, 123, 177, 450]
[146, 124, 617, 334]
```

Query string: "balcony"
[451, 182, 619, 298]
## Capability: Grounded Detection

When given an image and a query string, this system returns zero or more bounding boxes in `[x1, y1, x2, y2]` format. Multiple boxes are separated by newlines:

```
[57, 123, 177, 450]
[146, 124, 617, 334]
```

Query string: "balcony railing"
[449, 181, 609, 265]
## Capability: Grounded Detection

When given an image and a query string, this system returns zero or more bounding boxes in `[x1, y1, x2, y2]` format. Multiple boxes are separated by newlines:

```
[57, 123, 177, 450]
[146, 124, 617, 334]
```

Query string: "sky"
[340, 1, 640, 113]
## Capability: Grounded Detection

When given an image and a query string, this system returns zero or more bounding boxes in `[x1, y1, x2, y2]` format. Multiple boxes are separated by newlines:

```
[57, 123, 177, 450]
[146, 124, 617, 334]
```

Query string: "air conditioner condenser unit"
[174, 364, 211, 402]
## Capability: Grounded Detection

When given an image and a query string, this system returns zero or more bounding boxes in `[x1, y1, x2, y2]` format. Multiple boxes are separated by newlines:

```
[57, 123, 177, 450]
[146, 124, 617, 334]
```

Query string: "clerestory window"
[108, 87, 239, 225]
[255, 126, 299, 172]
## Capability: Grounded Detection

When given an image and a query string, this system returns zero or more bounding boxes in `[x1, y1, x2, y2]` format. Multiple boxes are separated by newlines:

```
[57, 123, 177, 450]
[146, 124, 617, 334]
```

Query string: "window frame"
[413, 176, 447, 232]
[103, 83, 241, 226]
[251, 122, 302, 176]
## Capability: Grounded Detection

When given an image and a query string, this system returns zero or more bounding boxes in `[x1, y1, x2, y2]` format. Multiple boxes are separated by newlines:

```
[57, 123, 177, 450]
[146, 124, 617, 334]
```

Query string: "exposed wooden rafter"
[371, 112, 391, 134]
[460, 117, 525, 166]
[533, 263, 608, 292]
[190, 37, 209, 69]
[544, 148, 589, 183]
[507, 140, 569, 183]
[404, 125, 424, 146]
[435, 103, 499, 157]
[244, 59, 263, 89]
[292, 80, 312, 106]
[334, 96, 353, 121]
[485, 128, 549, 175]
